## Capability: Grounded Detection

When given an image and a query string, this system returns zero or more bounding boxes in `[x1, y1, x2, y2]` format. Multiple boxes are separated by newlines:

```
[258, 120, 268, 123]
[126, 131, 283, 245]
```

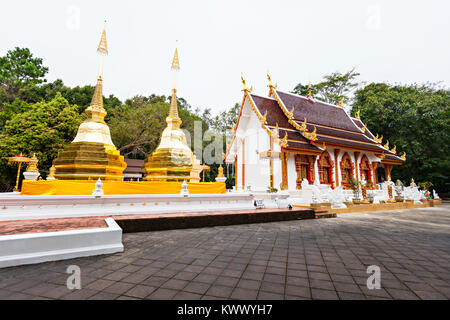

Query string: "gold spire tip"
[97, 23, 108, 55]
[171, 47, 180, 70]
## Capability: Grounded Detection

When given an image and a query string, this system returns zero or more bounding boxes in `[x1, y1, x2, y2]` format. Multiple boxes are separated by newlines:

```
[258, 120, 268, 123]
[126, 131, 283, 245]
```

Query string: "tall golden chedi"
[53, 24, 127, 180]
[143, 46, 206, 182]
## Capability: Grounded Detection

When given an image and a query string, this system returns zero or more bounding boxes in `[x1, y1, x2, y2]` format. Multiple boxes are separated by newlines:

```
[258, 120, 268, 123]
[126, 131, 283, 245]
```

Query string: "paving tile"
[205, 285, 234, 298]
[88, 292, 120, 300]
[124, 285, 157, 299]
[147, 288, 178, 300]
[230, 288, 258, 300]
[103, 282, 135, 295]
[385, 288, 420, 300]
[311, 288, 339, 300]
[285, 285, 311, 298]
[257, 291, 284, 300]
[86, 279, 115, 291]
[214, 276, 239, 288]
[184, 282, 211, 295]
[161, 279, 188, 290]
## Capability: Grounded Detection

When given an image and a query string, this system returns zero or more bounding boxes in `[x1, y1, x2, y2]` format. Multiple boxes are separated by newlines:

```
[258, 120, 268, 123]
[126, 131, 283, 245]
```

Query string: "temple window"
[295, 155, 313, 189]
[359, 155, 372, 184]
[340, 153, 354, 188]
[318, 152, 333, 186]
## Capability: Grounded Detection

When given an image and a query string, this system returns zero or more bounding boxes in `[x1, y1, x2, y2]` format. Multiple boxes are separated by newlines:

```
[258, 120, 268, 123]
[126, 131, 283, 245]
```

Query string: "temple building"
[53, 25, 127, 180]
[225, 74, 406, 192]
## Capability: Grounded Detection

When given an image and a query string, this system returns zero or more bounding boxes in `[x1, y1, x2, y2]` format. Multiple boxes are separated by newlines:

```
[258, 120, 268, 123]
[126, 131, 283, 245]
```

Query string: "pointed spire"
[86, 23, 108, 121]
[171, 47, 180, 70]
[308, 81, 312, 98]
[97, 21, 108, 55]
[167, 44, 182, 128]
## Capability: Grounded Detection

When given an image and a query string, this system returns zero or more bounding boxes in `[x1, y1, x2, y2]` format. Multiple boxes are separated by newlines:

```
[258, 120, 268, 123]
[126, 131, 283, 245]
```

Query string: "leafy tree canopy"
[0, 93, 82, 183]
[0, 47, 49, 106]
[292, 68, 360, 106]
[352, 83, 450, 192]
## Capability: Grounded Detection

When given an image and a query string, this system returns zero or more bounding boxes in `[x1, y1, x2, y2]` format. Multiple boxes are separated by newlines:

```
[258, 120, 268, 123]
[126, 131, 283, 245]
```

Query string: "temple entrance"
[295, 155, 313, 189]
[376, 166, 386, 183]
[318, 152, 333, 187]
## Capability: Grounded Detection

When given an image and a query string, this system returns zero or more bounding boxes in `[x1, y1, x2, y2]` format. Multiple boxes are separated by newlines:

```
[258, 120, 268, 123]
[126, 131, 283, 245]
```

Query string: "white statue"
[180, 180, 189, 197]
[301, 178, 309, 189]
[92, 178, 104, 197]
[329, 186, 347, 208]
[433, 189, 440, 199]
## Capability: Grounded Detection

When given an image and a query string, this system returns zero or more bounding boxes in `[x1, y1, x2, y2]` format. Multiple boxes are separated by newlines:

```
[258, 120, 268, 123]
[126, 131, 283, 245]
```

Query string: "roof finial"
[308, 81, 312, 98]
[241, 73, 252, 92]
[267, 71, 272, 87]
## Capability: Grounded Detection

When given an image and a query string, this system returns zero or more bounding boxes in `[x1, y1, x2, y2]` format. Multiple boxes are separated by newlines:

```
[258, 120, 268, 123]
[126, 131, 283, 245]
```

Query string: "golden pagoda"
[142, 46, 206, 182]
[53, 23, 127, 180]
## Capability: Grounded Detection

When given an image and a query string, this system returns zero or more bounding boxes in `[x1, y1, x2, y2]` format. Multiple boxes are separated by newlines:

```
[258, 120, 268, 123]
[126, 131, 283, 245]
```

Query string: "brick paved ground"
[0, 204, 448, 300]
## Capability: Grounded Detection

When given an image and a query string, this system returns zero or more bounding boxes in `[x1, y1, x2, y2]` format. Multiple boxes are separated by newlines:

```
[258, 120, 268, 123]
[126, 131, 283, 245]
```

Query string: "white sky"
[1, 0, 449, 114]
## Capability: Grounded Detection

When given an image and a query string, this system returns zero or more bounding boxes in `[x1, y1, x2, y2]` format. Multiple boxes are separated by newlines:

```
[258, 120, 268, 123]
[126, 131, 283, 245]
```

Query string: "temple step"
[314, 210, 337, 219]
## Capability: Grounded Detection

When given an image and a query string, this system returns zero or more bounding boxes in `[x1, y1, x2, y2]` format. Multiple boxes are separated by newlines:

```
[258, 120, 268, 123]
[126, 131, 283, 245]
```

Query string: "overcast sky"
[1, 0, 449, 114]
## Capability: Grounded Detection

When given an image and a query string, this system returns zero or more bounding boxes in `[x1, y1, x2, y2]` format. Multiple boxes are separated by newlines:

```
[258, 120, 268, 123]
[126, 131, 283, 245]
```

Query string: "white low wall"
[0, 193, 255, 221]
[0, 218, 123, 268]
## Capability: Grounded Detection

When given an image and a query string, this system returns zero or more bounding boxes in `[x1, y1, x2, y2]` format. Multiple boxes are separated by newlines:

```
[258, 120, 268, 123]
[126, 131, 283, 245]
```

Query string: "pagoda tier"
[54, 142, 125, 180]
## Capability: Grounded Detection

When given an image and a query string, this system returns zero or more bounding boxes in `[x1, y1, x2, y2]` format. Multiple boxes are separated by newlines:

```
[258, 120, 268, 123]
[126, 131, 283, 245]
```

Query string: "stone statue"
[433, 189, 440, 199]
[92, 178, 104, 197]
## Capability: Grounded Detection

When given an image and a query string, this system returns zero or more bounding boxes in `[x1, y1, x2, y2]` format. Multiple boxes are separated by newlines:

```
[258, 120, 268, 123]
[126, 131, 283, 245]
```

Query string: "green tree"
[22, 79, 122, 117]
[292, 68, 360, 105]
[0, 47, 49, 106]
[352, 83, 450, 192]
[0, 93, 82, 184]
[110, 94, 210, 159]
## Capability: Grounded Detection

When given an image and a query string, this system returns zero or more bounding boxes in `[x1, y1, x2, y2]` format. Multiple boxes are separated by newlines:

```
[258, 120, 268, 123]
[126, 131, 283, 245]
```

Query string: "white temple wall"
[238, 100, 271, 192]
[287, 153, 297, 190]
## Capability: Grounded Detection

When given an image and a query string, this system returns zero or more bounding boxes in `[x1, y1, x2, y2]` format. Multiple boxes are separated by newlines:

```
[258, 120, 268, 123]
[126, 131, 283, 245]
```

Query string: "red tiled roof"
[273, 90, 390, 153]
[276, 90, 361, 132]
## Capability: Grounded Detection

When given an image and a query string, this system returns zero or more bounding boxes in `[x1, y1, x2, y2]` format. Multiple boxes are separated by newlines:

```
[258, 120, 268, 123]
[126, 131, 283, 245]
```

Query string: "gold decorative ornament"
[261, 110, 267, 124]
[278, 132, 288, 148]
[217, 164, 225, 178]
[355, 110, 360, 119]
[308, 81, 312, 98]
[287, 107, 294, 120]
[377, 135, 383, 143]
[47, 164, 56, 178]
[300, 117, 307, 132]
[384, 140, 389, 149]
[8, 153, 31, 191]
[401, 152, 406, 160]
[391, 145, 397, 154]
[26, 153, 39, 173]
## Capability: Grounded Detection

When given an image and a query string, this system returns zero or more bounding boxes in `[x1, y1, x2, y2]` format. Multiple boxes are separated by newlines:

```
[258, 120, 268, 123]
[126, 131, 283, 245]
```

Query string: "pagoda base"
[20, 180, 226, 195]
[54, 142, 126, 181]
